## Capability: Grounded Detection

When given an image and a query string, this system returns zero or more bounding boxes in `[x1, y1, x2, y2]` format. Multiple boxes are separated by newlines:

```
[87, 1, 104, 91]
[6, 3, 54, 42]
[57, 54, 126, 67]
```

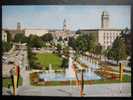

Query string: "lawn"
[36, 53, 63, 70]
[3, 76, 23, 88]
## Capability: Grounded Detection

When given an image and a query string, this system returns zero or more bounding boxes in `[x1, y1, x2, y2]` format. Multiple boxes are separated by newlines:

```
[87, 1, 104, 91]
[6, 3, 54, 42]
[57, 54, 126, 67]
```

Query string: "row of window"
[104, 40, 113, 44]
[103, 36, 116, 40]
[103, 32, 119, 36]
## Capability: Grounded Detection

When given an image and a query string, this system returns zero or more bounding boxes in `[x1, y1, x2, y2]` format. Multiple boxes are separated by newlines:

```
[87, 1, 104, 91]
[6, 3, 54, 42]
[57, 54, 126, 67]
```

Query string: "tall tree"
[75, 34, 89, 54]
[87, 33, 97, 53]
[2, 41, 13, 52]
[68, 37, 77, 51]
[14, 33, 27, 43]
[109, 36, 128, 64]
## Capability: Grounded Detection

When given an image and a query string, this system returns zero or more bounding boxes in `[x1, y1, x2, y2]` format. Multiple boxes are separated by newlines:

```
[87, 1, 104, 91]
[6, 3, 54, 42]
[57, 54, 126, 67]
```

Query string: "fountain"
[38, 55, 101, 81]
[65, 56, 75, 79]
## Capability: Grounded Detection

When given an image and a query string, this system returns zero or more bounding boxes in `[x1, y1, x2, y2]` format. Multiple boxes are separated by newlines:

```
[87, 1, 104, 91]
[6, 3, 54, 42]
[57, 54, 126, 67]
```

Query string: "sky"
[2, 5, 131, 31]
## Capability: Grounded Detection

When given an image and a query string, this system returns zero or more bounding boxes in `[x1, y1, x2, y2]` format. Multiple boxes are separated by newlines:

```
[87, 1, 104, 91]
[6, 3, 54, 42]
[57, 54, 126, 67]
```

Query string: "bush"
[2, 42, 13, 52]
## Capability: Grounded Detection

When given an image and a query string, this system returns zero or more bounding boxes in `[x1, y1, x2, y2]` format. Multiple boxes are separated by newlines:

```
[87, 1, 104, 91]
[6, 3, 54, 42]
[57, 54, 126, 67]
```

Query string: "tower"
[17, 22, 21, 30]
[63, 19, 67, 31]
[101, 11, 109, 29]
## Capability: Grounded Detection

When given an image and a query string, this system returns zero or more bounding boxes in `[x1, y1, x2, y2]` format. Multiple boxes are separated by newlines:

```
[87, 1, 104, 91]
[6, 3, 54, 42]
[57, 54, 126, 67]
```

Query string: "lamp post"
[12, 64, 20, 96]
[119, 63, 124, 81]
[80, 69, 84, 96]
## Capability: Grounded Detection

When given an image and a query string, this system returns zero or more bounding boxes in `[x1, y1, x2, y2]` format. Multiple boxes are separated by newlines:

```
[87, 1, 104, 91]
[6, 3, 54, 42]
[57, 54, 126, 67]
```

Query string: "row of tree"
[13, 33, 53, 48]
[105, 29, 130, 64]
[68, 33, 101, 55]
[68, 30, 130, 65]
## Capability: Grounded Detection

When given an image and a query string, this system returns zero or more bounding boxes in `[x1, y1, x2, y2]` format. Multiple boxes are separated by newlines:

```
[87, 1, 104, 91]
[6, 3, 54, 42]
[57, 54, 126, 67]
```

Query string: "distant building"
[2, 30, 7, 42]
[17, 22, 21, 31]
[3, 22, 25, 40]
[77, 11, 123, 49]
[49, 19, 75, 40]
[24, 28, 48, 37]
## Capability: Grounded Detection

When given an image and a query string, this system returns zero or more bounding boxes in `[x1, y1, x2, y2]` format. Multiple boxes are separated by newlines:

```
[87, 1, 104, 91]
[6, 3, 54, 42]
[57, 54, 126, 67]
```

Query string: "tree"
[14, 33, 27, 43]
[109, 36, 128, 64]
[63, 46, 69, 57]
[41, 33, 53, 42]
[61, 58, 68, 69]
[28, 35, 44, 48]
[68, 37, 77, 50]
[75, 34, 89, 54]
[87, 33, 97, 53]
[2, 41, 13, 52]
[94, 43, 103, 60]
[27, 47, 38, 69]
[94, 43, 102, 55]
[120, 28, 131, 56]
[58, 36, 63, 41]
[56, 43, 62, 55]
[6, 31, 12, 42]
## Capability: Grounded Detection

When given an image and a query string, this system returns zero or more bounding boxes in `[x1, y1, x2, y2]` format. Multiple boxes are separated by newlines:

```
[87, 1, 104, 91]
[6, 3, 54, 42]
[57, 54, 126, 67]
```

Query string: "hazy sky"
[2, 5, 131, 31]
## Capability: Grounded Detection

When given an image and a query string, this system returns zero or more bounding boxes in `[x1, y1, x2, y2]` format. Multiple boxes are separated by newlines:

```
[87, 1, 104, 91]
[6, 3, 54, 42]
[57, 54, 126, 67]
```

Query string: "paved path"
[17, 83, 131, 97]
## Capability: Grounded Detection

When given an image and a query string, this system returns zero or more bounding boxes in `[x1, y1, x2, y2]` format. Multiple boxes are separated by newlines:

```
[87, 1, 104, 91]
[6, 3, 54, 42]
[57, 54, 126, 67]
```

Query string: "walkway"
[17, 83, 131, 97]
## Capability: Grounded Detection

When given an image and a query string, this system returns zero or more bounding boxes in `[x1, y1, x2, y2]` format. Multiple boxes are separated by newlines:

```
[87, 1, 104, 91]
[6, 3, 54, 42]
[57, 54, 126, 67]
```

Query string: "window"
[104, 36, 105, 39]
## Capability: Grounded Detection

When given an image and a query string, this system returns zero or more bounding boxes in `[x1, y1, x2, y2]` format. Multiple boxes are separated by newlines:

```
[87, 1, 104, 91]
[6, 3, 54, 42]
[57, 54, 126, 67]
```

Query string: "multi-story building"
[3, 22, 25, 40]
[2, 30, 7, 42]
[77, 11, 123, 49]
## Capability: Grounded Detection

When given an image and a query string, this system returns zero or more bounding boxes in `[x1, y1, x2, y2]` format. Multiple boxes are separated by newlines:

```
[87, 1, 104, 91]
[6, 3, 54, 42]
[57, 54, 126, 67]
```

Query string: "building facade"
[3, 22, 25, 40]
[98, 29, 122, 49]
[78, 11, 123, 49]
[2, 30, 7, 42]
[24, 28, 48, 37]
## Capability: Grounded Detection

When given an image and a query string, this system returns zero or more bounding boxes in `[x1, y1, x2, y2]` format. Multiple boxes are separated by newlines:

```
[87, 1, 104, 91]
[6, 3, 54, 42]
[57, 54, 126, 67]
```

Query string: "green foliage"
[28, 35, 44, 48]
[3, 76, 23, 88]
[56, 43, 62, 55]
[68, 37, 77, 50]
[58, 36, 63, 41]
[75, 34, 89, 53]
[6, 31, 12, 42]
[14, 33, 27, 43]
[107, 37, 128, 64]
[68, 33, 97, 55]
[94, 43, 103, 55]
[61, 58, 68, 69]
[63, 46, 69, 57]
[87, 33, 97, 53]
[120, 28, 131, 56]
[27, 47, 38, 69]
[2, 41, 13, 52]
[41, 33, 53, 42]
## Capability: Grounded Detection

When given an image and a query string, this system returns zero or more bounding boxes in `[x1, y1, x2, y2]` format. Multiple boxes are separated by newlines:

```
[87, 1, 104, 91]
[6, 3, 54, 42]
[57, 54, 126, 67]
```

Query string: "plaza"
[2, 6, 131, 97]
